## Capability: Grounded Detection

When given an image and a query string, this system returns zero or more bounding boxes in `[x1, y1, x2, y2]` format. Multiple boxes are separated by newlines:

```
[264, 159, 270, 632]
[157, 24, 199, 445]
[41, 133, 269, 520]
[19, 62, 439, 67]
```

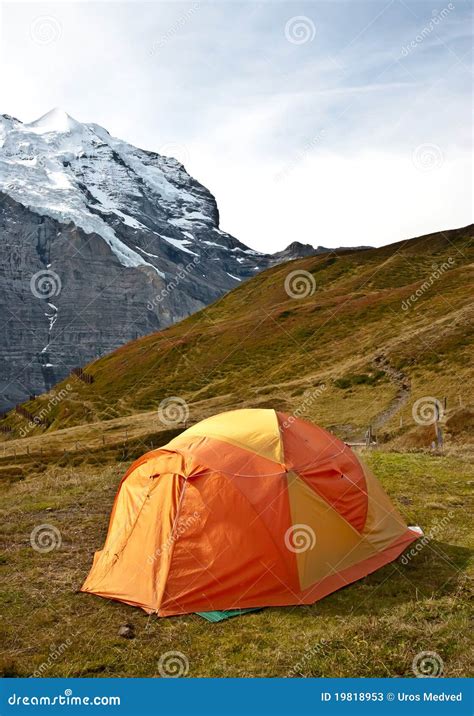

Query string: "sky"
[0, 0, 472, 252]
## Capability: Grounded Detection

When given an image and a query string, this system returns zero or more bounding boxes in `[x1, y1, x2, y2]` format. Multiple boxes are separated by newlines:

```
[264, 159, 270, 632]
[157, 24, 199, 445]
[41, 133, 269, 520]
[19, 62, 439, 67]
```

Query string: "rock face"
[270, 241, 316, 263]
[0, 110, 264, 409]
[0, 108, 355, 410]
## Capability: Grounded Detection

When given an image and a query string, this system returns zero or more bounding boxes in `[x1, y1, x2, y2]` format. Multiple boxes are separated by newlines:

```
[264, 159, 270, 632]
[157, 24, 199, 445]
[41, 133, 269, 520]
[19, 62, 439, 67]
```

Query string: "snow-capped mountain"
[0, 108, 317, 410]
[0, 108, 268, 279]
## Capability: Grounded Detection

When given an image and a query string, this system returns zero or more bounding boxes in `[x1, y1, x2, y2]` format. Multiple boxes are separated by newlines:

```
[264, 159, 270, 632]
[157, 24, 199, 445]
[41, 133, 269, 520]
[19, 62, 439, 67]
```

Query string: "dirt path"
[371, 353, 411, 431]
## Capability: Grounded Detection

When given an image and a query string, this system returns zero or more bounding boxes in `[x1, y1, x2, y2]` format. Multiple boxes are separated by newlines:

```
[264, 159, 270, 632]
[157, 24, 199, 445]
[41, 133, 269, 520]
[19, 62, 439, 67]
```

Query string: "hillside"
[1, 224, 473, 467]
[1, 224, 473, 679]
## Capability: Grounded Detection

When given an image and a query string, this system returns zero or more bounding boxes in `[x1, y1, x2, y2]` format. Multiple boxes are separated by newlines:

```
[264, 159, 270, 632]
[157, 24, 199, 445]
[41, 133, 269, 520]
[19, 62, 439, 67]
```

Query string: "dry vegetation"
[1, 224, 473, 677]
[1, 451, 472, 678]
[0, 225, 472, 457]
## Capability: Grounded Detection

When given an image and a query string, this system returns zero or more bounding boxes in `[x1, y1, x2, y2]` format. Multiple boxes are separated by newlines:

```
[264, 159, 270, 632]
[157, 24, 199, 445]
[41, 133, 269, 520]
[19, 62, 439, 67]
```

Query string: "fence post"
[434, 401, 443, 451]
[365, 426, 372, 449]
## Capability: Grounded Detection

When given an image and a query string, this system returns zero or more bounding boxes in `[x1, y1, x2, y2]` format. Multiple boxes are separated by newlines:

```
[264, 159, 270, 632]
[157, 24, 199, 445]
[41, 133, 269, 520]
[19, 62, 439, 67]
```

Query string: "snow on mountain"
[0, 108, 322, 410]
[28, 107, 82, 134]
[0, 108, 248, 275]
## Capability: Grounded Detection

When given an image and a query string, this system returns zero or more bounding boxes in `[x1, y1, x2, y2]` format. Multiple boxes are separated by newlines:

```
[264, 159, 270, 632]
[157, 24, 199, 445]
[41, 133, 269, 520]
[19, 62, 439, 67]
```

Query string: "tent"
[81, 408, 419, 617]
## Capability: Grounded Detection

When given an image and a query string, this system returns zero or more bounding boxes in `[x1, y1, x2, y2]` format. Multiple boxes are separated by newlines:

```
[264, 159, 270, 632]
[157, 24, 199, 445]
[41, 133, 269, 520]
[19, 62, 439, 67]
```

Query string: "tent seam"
[220, 470, 299, 593]
[156, 475, 188, 614]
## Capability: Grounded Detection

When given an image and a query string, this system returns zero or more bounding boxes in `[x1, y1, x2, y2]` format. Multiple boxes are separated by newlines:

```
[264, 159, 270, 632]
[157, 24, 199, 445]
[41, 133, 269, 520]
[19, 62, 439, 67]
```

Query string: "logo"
[30, 524, 62, 553]
[158, 396, 189, 426]
[285, 16, 316, 45]
[284, 270, 316, 299]
[157, 651, 189, 678]
[30, 270, 62, 299]
[284, 524, 316, 553]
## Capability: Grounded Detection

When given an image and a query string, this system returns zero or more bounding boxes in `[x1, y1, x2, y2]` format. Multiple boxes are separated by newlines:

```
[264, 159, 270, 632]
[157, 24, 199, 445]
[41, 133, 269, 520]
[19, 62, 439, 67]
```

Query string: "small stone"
[118, 623, 135, 639]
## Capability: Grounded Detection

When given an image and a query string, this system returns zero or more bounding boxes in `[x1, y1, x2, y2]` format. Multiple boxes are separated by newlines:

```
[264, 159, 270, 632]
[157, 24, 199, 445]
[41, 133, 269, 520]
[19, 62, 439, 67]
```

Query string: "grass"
[0, 225, 472, 677]
[0, 225, 472, 444]
[1, 451, 472, 678]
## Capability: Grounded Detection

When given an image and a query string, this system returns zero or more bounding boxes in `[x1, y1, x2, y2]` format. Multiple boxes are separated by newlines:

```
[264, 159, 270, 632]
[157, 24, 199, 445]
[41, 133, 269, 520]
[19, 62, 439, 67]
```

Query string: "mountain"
[270, 241, 317, 263]
[269, 242, 373, 264]
[1, 108, 349, 410]
[1, 224, 471, 454]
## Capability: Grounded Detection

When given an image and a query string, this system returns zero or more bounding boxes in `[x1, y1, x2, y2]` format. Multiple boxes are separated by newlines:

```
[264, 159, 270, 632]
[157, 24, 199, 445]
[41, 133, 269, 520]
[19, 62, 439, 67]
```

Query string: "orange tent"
[81, 409, 419, 616]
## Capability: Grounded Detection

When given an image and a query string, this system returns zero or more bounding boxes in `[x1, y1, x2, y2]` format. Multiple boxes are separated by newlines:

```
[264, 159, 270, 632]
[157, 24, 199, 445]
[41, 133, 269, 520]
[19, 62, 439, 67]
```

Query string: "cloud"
[0, 0, 471, 251]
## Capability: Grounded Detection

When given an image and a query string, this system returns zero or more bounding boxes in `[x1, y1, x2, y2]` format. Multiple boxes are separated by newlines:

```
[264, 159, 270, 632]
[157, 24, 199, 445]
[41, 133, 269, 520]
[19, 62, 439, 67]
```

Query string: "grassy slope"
[1, 451, 472, 677]
[1, 224, 473, 467]
[1, 225, 473, 677]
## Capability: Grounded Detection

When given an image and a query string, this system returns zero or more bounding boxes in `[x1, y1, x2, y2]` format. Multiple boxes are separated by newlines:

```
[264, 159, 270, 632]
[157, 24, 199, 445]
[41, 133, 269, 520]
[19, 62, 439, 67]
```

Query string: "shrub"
[334, 371, 386, 389]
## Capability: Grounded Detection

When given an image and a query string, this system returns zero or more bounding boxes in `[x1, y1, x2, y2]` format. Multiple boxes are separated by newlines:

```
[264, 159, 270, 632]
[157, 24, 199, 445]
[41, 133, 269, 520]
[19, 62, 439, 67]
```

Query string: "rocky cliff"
[0, 109, 373, 410]
[0, 109, 328, 409]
